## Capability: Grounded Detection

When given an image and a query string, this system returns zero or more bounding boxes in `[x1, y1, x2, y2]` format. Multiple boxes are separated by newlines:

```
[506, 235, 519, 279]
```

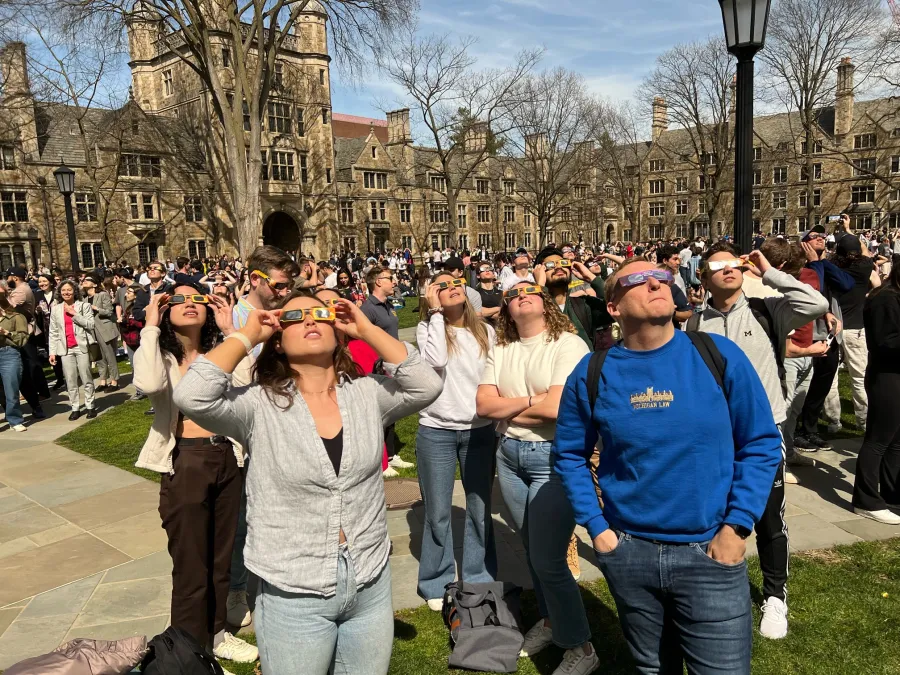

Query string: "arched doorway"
[263, 211, 301, 255]
[606, 223, 615, 243]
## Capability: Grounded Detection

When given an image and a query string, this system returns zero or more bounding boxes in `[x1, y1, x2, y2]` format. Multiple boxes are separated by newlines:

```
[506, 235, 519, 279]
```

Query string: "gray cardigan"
[173, 346, 441, 597]
[48, 302, 95, 356]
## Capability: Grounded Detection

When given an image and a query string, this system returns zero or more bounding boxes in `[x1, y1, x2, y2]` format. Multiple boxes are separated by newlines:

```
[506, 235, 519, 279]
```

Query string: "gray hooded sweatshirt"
[693, 268, 829, 424]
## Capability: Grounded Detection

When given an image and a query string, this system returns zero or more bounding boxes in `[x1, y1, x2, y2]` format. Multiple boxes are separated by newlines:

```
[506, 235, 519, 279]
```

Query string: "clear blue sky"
[330, 0, 725, 122]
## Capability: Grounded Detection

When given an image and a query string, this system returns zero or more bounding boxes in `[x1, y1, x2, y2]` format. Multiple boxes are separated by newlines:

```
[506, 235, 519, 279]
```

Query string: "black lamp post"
[719, 0, 771, 254]
[364, 218, 372, 255]
[53, 163, 80, 274]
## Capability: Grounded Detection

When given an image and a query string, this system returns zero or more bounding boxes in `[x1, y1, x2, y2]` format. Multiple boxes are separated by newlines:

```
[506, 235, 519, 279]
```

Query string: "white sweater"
[416, 315, 496, 430]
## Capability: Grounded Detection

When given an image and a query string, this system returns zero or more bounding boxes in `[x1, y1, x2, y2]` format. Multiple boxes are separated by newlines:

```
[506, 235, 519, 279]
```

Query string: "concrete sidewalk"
[1, 382, 898, 669]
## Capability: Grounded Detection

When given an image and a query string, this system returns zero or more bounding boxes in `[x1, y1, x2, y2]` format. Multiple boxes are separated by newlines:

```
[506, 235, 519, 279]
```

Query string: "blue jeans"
[496, 435, 590, 649]
[0, 347, 24, 427]
[125, 344, 143, 396]
[415, 424, 497, 601]
[596, 533, 751, 675]
[256, 548, 393, 675]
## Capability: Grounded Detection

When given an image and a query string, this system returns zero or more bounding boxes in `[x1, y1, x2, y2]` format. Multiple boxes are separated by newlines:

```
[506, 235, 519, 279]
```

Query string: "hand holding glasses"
[166, 294, 210, 305]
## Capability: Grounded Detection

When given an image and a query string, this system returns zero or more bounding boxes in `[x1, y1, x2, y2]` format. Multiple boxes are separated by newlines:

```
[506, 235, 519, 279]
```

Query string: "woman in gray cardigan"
[174, 294, 442, 675]
[82, 275, 119, 390]
[48, 280, 97, 420]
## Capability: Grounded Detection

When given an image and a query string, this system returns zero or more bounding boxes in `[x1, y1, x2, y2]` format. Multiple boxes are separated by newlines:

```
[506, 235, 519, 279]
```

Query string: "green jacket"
[563, 276, 612, 350]
[0, 310, 28, 349]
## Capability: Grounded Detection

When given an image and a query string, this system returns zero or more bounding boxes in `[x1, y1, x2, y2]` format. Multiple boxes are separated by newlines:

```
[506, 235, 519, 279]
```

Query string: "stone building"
[3, 19, 898, 274]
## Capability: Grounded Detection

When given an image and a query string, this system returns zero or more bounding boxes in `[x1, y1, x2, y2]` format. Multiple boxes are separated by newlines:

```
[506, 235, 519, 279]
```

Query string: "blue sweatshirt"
[553, 330, 782, 543]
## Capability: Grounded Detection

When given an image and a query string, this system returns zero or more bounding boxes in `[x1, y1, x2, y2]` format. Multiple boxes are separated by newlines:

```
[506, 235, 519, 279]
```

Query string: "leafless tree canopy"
[379, 24, 541, 240]
[643, 38, 735, 224]
[506, 67, 598, 248]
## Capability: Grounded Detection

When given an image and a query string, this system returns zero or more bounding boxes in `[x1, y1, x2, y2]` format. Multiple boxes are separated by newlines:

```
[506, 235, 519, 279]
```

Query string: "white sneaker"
[383, 466, 399, 478]
[388, 455, 414, 469]
[786, 453, 815, 467]
[213, 632, 258, 663]
[854, 507, 900, 525]
[426, 598, 443, 612]
[553, 645, 599, 674]
[784, 469, 799, 485]
[827, 422, 843, 433]
[759, 596, 788, 639]
[519, 619, 553, 658]
[226, 589, 252, 628]
[11, 424, 26, 432]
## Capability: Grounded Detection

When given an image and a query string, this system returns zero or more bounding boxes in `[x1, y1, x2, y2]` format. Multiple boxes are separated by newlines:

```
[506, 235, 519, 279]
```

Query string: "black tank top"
[321, 429, 344, 477]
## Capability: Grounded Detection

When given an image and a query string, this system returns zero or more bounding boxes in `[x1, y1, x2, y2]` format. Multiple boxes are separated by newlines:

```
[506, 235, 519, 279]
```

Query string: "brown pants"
[159, 439, 241, 648]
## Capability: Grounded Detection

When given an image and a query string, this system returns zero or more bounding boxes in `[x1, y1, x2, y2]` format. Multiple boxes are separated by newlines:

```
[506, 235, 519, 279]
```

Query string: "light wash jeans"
[0, 346, 24, 427]
[783, 356, 813, 456]
[125, 345, 142, 396]
[841, 328, 869, 426]
[496, 435, 590, 649]
[256, 547, 393, 675]
[415, 424, 497, 601]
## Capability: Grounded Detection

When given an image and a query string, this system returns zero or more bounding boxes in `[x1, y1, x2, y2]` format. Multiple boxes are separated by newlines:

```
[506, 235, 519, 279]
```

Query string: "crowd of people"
[0, 215, 898, 675]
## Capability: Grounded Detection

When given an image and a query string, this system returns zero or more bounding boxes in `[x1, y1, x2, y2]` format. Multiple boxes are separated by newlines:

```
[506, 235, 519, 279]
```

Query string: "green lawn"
[396, 300, 421, 329]
[213, 538, 900, 675]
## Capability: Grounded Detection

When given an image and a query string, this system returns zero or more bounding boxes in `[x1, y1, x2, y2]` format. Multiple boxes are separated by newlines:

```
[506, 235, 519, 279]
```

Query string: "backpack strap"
[586, 349, 610, 413]
[686, 312, 701, 333]
[685, 331, 726, 391]
[747, 297, 786, 384]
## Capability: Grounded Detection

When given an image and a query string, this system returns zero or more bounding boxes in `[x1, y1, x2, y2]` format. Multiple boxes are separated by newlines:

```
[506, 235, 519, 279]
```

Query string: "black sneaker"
[68, 410, 81, 421]
[806, 434, 833, 451]
[793, 435, 817, 452]
[85, 408, 98, 420]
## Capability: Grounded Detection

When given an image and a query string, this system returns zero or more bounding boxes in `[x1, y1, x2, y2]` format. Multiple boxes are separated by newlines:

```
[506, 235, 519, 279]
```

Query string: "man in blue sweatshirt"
[554, 257, 782, 674]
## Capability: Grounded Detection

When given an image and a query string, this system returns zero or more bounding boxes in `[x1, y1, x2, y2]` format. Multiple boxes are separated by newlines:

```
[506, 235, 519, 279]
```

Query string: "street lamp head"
[53, 163, 76, 195]
[719, 0, 771, 56]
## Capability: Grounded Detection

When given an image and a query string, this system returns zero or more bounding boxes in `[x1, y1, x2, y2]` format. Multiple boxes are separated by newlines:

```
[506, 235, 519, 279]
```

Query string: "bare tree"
[56, 0, 417, 258]
[505, 67, 597, 248]
[643, 38, 735, 227]
[594, 99, 648, 242]
[760, 0, 884, 223]
[379, 25, 541, 243]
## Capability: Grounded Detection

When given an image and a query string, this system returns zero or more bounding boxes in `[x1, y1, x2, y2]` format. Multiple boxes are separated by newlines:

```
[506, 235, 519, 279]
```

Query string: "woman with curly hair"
[415, 272, 497, 610]
[48, 280, 96, 420]
[133, 285, 259, 673]
[172, 292, 441, 674]
[475, 280, 597, 675]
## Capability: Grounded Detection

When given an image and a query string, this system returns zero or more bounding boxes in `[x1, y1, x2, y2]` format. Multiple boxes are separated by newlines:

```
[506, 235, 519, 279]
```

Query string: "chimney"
[0, 42, 31, 98]
[525, 132, 548, 159]
[835, 57, 855, 137]
[386, 108, 411, 145]
[652, 96, 668, 142]
[0, 42, 38, 159]
[729, 75, 737, 128]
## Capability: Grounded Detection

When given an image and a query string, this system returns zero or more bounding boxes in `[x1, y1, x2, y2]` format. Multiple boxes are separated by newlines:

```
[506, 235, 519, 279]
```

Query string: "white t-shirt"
[417, 316, 496, 430]
[679, 248, 692, 267]
[324, 272, 338, 289]
[481, 330, 589, 442]
[499, 267, 535, 291]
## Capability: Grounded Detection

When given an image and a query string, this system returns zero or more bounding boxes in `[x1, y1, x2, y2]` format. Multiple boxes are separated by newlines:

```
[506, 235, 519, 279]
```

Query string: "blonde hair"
[419, 273, 491, 358]
[495, 283, 576, 346]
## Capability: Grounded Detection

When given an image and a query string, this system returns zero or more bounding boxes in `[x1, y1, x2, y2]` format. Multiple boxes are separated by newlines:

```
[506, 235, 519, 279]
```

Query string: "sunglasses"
[504, 285, 543, 302]
[544, 260, 573, 271]
[253, 269, 292, 291]
[280, 307, 336, 324]
[616, 269, 674, 291]
[436, 279, 466, 290]
[167, 294, 210, 305]
[148, 266, 165, 273]
[478, 266, 493, 273]
[705, 259, 754, 272]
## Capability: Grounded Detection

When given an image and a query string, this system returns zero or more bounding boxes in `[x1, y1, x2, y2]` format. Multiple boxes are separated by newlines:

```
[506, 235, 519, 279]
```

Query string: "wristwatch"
[727, 524, 752, 540]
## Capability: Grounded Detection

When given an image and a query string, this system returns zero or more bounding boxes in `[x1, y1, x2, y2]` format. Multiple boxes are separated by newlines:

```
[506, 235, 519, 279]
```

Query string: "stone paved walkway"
[1, 379, 899, 669]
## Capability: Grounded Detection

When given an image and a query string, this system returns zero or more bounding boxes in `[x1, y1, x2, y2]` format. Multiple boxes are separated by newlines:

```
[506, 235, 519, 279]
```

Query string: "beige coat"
[133, 326, 244, 474]
[48, 302, 95, 356]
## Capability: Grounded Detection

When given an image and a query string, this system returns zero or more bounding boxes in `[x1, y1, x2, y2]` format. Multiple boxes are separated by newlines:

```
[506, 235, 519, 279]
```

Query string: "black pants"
[159, 439, 242, 648]
[385, 422, 398, 459]
[755, 452, 788, 603]
[852, 370, 900, 511]
[18, 336, 49, 409]
[800, 341, 840, 435]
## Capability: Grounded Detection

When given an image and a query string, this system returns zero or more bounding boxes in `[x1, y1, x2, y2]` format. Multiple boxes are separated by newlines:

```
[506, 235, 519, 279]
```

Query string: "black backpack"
[140, 627, 224, 675]
[587, 331, 726, 412]
[685, 297, 786, 391]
